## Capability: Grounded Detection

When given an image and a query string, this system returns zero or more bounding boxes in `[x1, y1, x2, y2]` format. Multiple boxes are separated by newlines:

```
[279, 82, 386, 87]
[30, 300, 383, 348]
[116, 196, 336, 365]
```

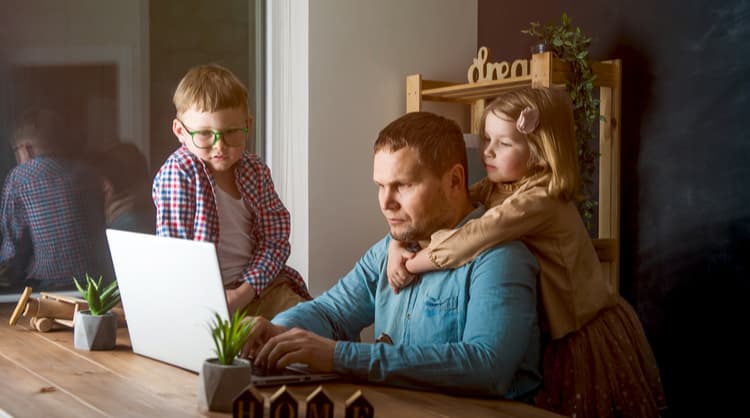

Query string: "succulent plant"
[209, 308, 255, 365]
[73, 273, 121, 316]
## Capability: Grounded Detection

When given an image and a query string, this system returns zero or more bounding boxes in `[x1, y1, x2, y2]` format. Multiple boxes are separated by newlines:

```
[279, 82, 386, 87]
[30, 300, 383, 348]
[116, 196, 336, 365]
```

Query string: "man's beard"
[389, 227, 424, 243]
[389, 191, 454, 244]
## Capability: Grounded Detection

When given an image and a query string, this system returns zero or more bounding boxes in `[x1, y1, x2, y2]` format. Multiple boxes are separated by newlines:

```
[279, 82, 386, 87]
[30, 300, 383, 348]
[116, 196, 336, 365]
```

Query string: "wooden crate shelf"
[406, 51, 623, 290]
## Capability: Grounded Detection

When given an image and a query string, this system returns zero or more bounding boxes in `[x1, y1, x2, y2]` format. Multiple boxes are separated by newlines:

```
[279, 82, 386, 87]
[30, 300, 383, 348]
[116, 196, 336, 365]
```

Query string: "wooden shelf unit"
[406, 51, 623, 291]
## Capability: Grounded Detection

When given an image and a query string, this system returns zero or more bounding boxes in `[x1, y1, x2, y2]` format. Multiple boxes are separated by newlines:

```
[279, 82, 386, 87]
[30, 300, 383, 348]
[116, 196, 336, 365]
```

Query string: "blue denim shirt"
[273, 207, 541, 399]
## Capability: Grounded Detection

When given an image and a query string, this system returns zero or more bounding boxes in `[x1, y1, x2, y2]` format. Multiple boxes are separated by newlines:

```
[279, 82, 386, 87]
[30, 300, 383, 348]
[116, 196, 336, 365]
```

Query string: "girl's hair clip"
[516, 107, 540, 134]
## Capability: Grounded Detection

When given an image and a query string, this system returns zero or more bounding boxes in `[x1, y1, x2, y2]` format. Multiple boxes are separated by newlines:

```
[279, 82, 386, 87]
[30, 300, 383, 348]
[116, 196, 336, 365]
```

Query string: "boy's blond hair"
[173, 64, 248, 116]
[480, 87, 579, 201]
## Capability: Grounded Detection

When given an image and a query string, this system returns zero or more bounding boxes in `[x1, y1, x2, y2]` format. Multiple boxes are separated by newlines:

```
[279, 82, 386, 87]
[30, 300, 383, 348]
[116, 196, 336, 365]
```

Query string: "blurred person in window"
[0, 108, 113, 292]
[88, 142, 155, 234]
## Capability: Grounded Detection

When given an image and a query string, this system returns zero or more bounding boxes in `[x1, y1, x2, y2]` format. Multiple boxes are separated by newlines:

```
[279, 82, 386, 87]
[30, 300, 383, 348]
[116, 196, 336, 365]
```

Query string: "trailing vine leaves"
[522, 12, 599, 232]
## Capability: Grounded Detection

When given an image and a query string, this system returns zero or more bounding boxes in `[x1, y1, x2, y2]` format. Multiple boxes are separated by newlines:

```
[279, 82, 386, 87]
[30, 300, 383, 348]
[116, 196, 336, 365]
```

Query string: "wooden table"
[0, 303, 563, 417]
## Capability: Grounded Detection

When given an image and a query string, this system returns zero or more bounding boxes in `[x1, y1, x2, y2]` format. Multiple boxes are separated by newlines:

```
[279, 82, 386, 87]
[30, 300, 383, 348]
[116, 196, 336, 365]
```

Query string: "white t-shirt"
[214, 186, 255, 284]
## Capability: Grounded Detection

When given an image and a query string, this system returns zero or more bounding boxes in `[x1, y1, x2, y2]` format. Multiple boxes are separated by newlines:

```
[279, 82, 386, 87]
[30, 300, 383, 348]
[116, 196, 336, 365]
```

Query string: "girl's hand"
[405, 249, 437, 275]
[387, 239, 417, 294]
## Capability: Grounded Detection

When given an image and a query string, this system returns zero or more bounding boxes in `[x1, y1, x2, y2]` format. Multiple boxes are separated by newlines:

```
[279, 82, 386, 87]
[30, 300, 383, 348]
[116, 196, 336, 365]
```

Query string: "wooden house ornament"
[345, 390, 373, 418]
[233, 385, 264, 418]
[270, 385, 298, 418]
[305, 385, 333, 418]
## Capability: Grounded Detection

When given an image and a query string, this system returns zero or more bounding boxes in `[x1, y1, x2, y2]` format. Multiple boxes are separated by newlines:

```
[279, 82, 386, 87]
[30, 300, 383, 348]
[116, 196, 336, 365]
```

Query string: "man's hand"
[387, 239, 418, 294]
[240, 316, 287, 359]
[253, 327, 336, 372]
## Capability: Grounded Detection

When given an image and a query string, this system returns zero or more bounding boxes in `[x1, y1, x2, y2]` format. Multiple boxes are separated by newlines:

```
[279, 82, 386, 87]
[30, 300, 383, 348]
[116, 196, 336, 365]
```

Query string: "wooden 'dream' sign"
[467, 46, 530, 84]
[345, 390, 373, 418]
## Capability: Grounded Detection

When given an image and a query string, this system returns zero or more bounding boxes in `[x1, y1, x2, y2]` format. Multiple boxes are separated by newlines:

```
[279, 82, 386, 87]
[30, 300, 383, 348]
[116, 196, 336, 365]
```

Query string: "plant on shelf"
[72, 274, 121, 350]
[523, 12, 599, 232]
[199, 308, 256, 412]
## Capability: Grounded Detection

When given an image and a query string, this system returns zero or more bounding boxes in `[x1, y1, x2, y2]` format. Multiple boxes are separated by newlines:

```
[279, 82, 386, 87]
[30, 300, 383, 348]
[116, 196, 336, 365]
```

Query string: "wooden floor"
[0, 302, 563, 417]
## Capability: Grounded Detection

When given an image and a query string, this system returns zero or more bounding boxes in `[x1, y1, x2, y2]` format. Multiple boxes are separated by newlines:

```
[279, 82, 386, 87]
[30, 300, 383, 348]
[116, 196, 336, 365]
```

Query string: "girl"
[388, 87, 666, 418]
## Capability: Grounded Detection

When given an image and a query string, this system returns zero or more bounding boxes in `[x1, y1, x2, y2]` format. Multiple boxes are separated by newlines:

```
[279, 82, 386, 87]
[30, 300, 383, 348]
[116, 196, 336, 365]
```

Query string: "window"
[0, 0, 265, 299]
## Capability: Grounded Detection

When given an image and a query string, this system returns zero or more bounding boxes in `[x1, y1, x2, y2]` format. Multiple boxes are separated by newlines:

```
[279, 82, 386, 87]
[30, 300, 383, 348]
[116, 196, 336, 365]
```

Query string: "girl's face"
[482, 111, 531, 183]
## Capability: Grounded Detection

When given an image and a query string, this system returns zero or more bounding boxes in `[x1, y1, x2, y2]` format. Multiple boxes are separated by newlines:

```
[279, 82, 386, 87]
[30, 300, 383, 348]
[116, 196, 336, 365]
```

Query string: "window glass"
[0, 0, 263, 298]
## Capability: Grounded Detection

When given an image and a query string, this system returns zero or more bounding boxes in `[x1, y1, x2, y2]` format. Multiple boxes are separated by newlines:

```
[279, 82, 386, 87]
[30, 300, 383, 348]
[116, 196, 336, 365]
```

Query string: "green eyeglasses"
[176, 118, 248, 149]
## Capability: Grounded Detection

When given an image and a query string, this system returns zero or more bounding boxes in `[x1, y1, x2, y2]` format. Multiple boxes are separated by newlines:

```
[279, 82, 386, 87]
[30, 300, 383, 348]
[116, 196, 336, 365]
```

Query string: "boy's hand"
[225, 281, 256, 315]
[387, 239, 417, 294]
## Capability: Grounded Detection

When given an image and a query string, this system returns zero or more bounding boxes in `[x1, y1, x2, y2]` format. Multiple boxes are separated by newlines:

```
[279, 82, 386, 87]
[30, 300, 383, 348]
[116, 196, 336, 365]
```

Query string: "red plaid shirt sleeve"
[236, 157, 292, 291]
[152, 151, 199, 240]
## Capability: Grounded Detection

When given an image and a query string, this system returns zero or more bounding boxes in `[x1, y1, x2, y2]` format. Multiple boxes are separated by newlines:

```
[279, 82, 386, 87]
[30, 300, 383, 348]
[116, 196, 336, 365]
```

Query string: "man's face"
[172, 107, 251, 175]
[373, 147, 454, 242]
[13, 139, 35, 164]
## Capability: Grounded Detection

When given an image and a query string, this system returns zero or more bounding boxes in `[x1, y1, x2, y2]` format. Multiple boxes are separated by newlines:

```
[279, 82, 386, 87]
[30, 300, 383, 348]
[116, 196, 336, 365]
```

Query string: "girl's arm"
[386, 238, 418, 294]
[404, 249, 435, 274]
[428, 187, 551, 270]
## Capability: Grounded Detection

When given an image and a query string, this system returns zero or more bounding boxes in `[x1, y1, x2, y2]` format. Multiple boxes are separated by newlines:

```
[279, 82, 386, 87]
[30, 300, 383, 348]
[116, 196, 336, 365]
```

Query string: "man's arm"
[270, 239, 381, 340]
[335, 242, 540, 398]
[238, 158, 293, 293]
[0, 173, 31, 277]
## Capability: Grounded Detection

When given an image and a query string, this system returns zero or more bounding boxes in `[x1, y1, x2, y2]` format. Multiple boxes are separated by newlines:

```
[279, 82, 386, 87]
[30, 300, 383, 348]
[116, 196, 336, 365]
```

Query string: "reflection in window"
[0, 0, 261, 298]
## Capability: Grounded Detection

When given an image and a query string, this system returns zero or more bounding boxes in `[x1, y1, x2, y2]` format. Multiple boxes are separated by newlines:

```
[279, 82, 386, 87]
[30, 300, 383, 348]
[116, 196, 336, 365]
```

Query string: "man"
[245, 112, 541, 399]
[0, 108, 113, 292]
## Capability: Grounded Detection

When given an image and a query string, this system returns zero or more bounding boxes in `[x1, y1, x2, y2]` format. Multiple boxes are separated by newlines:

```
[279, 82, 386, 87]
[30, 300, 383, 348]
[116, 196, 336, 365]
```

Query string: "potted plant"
[198, 308, 256, 413]
[72, 274, 121, 350]
[523, 12, 600, 232]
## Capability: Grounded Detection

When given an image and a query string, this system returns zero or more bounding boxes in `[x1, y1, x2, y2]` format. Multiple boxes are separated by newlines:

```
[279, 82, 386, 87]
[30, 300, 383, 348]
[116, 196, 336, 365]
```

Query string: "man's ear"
[446, 163, 466, 191]
[172, 119, 186, 144]
[246, 115, 254, 132]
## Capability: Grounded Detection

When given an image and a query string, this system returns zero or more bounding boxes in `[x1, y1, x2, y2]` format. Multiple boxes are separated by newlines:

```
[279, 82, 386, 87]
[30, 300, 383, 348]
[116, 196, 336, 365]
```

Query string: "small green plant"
[523, 12, 600, 232]
[209, 308, 255, 365]
[73, 273, 121, 316]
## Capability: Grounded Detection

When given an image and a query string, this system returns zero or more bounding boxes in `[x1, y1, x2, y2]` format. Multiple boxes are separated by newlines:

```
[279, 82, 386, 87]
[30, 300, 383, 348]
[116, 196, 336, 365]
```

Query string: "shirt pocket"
[414, 295, 459, 342]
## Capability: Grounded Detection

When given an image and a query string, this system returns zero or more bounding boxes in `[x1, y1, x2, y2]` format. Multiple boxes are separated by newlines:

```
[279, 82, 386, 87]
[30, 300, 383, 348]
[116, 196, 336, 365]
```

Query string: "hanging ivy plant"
[522, 13, 599, 232]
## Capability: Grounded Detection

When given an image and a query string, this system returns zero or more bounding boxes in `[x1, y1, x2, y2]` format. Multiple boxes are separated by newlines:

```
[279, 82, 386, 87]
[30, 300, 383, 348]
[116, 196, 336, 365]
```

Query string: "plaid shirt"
[152, 146, 307, 297]
[0, 157, 113, 287]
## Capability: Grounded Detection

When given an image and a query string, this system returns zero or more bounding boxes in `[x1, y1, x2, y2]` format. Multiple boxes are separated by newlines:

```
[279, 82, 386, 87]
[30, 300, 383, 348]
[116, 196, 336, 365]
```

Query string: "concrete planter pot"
[198, 358, 253, 412]
[73, 310, 118, 350]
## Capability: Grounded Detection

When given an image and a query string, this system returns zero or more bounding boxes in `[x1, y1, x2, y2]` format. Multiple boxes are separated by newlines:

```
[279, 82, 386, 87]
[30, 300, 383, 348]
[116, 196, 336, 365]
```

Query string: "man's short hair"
[12, 108, 64, 149]
[173, 63, 249, 116]
[374, 111, 467, 186]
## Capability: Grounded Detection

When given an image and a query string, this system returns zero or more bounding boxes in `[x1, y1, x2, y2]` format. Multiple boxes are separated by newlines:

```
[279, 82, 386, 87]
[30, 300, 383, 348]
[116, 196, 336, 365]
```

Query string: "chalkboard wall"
[478, 0, 749, 415]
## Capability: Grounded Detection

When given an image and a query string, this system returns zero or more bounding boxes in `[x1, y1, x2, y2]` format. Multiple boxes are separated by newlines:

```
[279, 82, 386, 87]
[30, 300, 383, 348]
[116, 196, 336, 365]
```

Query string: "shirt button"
[406, 313, 411, 320]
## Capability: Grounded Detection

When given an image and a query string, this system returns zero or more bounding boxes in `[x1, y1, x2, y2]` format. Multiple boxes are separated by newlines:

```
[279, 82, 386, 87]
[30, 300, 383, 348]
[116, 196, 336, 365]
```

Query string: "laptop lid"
[107, 229, 339, 385]
[106, 229, 229, 373]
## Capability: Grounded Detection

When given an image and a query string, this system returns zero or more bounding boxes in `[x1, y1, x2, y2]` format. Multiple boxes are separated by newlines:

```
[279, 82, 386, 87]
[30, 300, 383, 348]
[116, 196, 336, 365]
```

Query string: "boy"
[152, 64, 309, 317]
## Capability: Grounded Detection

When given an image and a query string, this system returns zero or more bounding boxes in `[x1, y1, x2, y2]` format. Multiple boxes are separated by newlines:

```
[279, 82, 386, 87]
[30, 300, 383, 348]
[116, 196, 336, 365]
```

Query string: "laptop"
[106, 229, 338, 386]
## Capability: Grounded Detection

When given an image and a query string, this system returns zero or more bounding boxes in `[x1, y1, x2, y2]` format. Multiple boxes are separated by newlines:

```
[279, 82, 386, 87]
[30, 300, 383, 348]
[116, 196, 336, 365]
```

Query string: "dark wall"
[478, 0, 749, 415]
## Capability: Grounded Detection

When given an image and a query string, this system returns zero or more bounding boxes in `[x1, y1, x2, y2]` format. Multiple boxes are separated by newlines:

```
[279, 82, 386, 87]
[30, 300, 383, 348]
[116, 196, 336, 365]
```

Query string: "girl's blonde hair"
[173, 64, 248, 116]
[480, 86, 580, 201]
